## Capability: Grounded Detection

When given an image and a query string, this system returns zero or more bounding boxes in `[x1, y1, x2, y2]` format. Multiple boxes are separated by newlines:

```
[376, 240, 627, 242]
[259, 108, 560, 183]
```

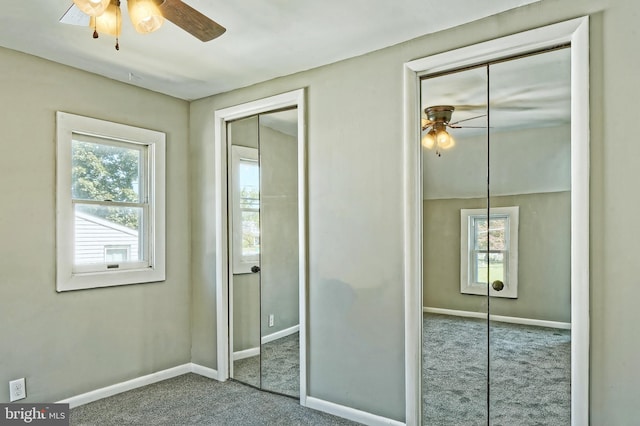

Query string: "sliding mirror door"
[258, 109, 300, 397]
[228, 115, 261, 388]
[487, 48, 572, 424]
[421, 66, 489, 425]
[227, 108, 300, 398]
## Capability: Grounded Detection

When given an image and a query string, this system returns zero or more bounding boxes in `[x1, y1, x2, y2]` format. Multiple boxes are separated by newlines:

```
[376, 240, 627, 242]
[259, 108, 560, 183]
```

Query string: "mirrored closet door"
[421, 66, 489, 424]
[227, 108, 300, 398]
[420, 46, 572, 424]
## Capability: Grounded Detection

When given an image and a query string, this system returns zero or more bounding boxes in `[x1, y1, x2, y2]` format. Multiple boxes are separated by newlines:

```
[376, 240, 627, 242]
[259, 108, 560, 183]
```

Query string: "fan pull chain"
[93, 20, 98, 39]
[114, 0, 121, 50]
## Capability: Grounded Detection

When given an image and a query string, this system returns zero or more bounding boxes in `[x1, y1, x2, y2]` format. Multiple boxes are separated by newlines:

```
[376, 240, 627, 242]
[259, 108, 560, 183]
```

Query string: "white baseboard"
[57, 363, 219, 408]
[305, 396, 405, 426]
[423, 307, 571, 329]
[232, 347, 260, 361]
[56, 364, 402, 426]
[190, 363, 219, 380]
[261, 324, 299, 344]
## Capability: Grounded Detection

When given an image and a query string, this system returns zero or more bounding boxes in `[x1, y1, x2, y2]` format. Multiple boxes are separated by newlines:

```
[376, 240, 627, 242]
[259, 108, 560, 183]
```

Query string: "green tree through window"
[72, 140, 142, 229]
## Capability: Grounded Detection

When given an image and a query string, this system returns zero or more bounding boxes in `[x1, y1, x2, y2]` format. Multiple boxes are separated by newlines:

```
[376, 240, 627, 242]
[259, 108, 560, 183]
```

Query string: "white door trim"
[403, 17, 590, 425]
[214, 88, 308, 406]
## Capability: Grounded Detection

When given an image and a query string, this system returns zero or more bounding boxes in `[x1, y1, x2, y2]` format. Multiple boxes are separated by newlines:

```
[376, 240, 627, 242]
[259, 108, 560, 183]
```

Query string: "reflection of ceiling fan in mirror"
[421, 105, 486, 156]
[61, 0, 226, 50]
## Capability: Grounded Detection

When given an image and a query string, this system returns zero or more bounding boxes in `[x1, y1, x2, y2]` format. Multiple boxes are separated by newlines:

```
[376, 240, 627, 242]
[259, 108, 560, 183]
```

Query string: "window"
[230, 145, 260, 273]
[461, 206, 519, 298]
[56, 112, 165, 291]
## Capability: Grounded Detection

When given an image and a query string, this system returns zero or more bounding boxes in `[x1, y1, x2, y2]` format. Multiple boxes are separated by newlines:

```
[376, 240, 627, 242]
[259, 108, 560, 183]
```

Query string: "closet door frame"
[214, 89, 308, 406]
[402, 17, 590, 425]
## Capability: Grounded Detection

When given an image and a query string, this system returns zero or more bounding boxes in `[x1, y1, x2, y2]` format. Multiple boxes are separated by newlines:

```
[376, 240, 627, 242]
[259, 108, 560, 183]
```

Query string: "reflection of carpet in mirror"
[262, 332, 300, 397]
[423, 313, 570, 426]
[233, 332, 299, 397]
[233, 354, 260, 388]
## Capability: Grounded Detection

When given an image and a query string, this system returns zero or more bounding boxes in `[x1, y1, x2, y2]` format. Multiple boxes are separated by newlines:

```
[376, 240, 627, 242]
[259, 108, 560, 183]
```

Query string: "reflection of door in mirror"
[227, 109, 300, 398]
[421, 47, 571, 424]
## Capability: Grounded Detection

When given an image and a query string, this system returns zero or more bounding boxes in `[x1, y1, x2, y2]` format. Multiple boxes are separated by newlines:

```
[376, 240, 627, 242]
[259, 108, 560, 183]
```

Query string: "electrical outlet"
[268, 314, 274, 327]
[9, 378, 26, 402]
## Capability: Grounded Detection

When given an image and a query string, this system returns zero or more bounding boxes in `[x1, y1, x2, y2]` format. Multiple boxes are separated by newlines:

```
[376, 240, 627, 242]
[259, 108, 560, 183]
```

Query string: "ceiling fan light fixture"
[73, 0, 111, 17]
[436, 128, 455, 150]
[89, 0, 121, 37]
[128, 0, 164, 34]
[421, 129, 436, 149]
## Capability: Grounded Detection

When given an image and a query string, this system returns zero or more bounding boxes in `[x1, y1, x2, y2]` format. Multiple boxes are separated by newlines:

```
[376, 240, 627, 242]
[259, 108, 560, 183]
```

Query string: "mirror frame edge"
[214, 88, 308, 405]
[402, 17, 590, 426]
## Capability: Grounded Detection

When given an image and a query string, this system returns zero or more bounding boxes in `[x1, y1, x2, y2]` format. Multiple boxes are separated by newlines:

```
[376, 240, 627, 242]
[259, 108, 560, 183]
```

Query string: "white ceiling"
[421, 47, 571, 134]
[0, 0, 540, 101]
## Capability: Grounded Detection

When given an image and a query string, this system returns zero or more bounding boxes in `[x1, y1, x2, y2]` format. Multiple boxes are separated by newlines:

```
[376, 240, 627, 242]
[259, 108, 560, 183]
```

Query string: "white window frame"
[56, 112, 166, 291]
[230, 145, 260, 274]
[460, 206, 519, 298]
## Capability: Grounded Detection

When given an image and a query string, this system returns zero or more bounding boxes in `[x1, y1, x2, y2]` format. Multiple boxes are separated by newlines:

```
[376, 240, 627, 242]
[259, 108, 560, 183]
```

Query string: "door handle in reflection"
[492, 280, 504, 291]
[251, 265, 261, 273]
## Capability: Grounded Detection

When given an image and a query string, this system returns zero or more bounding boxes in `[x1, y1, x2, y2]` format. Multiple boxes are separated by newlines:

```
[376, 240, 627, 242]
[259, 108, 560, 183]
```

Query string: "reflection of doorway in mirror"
[420, 47, 572, 425]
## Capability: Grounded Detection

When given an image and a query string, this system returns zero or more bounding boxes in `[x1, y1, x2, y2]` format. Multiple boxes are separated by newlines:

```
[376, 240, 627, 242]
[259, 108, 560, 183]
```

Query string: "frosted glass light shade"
[421, 130, 436, 149]
[436, 130, 455, 150]
[73, 0, 111, 17]
[128, 0, 164, 34]
[89, 1, 121, 36]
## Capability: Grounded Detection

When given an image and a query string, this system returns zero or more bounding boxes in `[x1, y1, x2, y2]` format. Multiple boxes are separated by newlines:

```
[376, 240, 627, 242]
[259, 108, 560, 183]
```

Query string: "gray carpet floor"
[70, 373, 360, 426]
[70, 317, 570, 425]
[423, 313, 571, 425]
[233, 332, 300, 397]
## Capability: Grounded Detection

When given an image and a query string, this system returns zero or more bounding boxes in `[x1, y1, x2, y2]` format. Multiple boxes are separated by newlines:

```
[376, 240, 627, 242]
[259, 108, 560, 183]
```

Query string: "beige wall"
[191, 0, 638, 422]
[0, 47, 191, 403]
[423, 192, 571, 323]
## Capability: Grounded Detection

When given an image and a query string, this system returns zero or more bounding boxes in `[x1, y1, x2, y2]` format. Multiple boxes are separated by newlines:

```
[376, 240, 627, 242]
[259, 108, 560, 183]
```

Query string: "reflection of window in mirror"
[461, 206, 519, 298]
[231, 145, 260, 273]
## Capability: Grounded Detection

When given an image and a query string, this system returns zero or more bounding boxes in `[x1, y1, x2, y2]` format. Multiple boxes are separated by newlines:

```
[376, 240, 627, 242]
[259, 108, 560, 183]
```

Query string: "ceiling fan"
[421, 105, 486, 156]
[61, 0, 226, 49]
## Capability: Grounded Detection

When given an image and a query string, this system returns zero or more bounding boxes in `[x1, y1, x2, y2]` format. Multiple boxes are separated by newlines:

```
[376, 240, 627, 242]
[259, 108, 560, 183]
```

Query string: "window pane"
[74, 204, 144, 264]
[474, 251, 505, 284]
[105, 247, 130, 262]
[473, 217, 488, 250]
[71, 138, 142, 203]
[488, 218, 507, 250]
[239, 160, 259, 209]
[488, 252, 505, 283]
[241, 210, 260, 257]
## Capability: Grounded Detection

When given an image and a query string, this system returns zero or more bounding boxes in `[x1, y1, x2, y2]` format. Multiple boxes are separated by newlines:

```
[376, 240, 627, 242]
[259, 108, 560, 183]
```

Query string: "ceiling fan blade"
[448, 114, 487, 126]
[60, 3, 90, 26]
[448, 125, 489, 129]
[421, 118, 434, 130]
[159, 0, 226, 42]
